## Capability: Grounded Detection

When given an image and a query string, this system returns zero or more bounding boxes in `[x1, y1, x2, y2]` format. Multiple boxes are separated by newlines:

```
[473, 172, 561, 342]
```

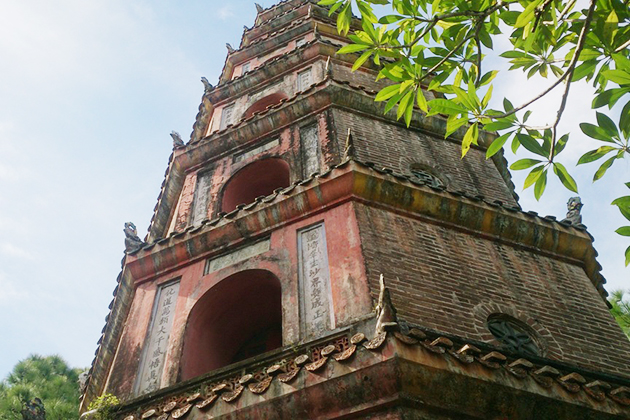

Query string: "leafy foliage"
[0, 355, 83, 420]
[86, 394, 120, 420]
[321, 0, 630, 263]
[609, 290, 630, 338]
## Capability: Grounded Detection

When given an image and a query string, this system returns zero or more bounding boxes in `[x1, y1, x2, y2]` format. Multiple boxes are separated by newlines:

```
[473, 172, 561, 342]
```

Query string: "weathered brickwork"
[355, 202, 630, 377]
[331, 109, 518, 206]
[333, 64, 438, 103]
[83, 1, 630, 417]
[170, 112, 331, 233]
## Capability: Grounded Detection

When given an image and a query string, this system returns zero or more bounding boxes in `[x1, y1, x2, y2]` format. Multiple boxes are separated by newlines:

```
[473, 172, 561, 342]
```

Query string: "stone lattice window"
[297, 68, 313, 91]
[409, 165, 444, 187]
[487, 314, 540, 357]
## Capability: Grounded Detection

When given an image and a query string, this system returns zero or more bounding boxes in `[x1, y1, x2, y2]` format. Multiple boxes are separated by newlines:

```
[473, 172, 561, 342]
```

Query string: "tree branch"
[548, 0, 597, 160]
[489, 0, 596, 122]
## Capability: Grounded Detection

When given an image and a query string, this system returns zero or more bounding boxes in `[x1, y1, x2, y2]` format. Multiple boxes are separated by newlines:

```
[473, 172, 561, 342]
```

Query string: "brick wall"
[355, 202, 630, 377]
[331, 108, 518, 206]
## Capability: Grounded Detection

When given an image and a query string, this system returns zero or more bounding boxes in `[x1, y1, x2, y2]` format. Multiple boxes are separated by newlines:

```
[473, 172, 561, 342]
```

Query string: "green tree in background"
[0, 355, 83, 420]
[320, 0, 630, 264]
[609, 290, 630, 338]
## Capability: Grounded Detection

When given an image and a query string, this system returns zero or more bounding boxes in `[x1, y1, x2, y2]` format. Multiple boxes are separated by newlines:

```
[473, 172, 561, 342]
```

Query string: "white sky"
[0, 0, 628, 379]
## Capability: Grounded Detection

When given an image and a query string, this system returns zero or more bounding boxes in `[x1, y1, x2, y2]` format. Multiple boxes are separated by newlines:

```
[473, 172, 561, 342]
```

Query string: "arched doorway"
[221, 158, 291, 213]
[243, 92, 288, 119]
[179, 269, 282, 381]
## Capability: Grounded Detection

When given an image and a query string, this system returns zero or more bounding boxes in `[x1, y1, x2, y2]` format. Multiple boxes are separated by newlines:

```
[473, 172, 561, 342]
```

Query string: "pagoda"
[80, 1, 630, 418]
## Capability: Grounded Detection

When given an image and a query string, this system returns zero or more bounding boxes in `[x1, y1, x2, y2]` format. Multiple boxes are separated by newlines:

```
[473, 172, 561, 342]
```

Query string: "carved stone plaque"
[191, 172, 212, 226]
[135, 279, 180, 396]
[298, 223, 334, 338]
[205, 239, 270, 274]
[300, 124, 319, 177]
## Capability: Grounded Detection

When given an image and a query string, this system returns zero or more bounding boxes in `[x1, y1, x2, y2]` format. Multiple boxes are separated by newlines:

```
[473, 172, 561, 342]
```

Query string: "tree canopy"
[320, 0, 630, 265]
[610, 290, 630, 337]
[0, 355, 82, 420]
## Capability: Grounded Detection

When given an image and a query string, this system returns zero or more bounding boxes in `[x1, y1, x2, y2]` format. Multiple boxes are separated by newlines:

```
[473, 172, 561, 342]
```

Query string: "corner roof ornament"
[201, 76, 213, 93]
[170, 131, 185, 149]
[124, 222, 144, 253]
[375, 274, 398, 334]
[562, 197, 583, 225]
[343, 128, 355, 161]
[255, 3, 263, 13]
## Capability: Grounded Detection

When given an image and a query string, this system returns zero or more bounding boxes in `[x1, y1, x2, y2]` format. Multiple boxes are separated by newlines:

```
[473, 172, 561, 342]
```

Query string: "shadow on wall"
[179, 269, 282, 381]
[221, 158, 291, 213]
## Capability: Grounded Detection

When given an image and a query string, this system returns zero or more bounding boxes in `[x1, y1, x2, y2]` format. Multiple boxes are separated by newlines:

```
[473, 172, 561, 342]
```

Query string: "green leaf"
[515, 0, 542, 28]
[375, 84, 402, 102]
[384, 91, 404, 114]
[510, 158, 543, 170]
[452, 86, 476, 110]
[553, 162, 578, 193]
[337, 2, 352, 35]
[500, 51, 529, 59]
[461, 123, 478, 158]
[620, 101, 630, 138]
[604, 10, 619, 46]
[352, 50, 373, 71]
[625, 245, 630, 267]
[486, 132, 511, 158]
[427, 99, 468, 116]
[378, 15, 405, 24]
[593, 156, 616, 181]
[611, 196, 630, 208]
[616, 227, 630, 236]
[479, 70, 498, 86]
[482, 85, 493, 108]
[534, 168, 547, 200]
[579, 123, 615, 142]
[554, 134, 569, 156]
[592, 88, 630, 109]
[446, 115, 468, 137]
[516, 133, 547, 157]
[416, 89, 428, 112]
[397, 90, 414, 121]
[602, 69, 630, 85]
[483, 120, 514, 131]
[524, 165, 544, 189]
[503, 98, 514, 113]
[337, 44, 370, 54]
[572, 61, 597, 82]
[577, 146, 616, 165]
[596, 112, 619, 138]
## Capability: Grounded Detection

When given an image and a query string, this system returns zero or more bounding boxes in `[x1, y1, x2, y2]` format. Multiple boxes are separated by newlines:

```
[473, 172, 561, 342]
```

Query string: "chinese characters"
[136, 280, 180, 395]
[299, 224, 333, 337]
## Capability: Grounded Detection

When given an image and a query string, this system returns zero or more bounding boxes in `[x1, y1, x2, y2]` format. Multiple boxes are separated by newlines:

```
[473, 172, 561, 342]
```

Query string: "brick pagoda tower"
[80, 1, 630, 418]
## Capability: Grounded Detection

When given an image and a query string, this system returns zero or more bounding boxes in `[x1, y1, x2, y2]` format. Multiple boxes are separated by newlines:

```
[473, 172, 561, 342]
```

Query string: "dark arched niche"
[243, 92, 288, 119]
[179, 270, 282, 381]
[221, 158, 290, 213]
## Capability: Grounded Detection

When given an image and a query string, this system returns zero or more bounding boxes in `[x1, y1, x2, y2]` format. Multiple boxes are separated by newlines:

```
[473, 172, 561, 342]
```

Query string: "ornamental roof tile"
[113, 324, 630, 420]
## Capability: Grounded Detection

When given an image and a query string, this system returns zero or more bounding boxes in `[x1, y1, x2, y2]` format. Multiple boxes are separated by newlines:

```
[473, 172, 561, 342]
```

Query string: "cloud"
[218, 6, 235, 20]
[0, 243, 34, 260]
[0, 271, 29, 302]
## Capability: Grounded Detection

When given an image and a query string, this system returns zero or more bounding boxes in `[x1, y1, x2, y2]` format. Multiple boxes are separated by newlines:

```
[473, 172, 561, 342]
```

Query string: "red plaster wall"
[171, 112, 333, 233]
[106, 202, 371, 397]
[354, 203, 630, 377]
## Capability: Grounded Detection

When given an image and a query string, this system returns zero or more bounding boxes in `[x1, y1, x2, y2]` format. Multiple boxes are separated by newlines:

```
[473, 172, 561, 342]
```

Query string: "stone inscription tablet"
[298, 223, 334, 338]
[135, 279, 180, 396]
